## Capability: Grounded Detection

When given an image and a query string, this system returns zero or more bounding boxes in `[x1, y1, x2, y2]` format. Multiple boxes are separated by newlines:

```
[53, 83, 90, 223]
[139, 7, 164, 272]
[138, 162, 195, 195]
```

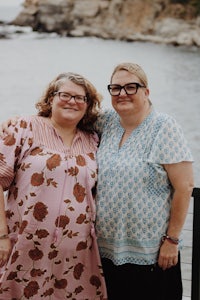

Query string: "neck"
[120, 102, 152, 131]
[50, 118, 76, 133]
[49, 117, 77, 147]
[118, 102, 152, 148]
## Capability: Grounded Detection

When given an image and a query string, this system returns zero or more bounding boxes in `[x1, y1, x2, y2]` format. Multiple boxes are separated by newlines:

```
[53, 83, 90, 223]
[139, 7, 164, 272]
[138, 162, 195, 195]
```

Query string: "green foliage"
[190, 0, 200, 15]
[170, 0, 200, 15]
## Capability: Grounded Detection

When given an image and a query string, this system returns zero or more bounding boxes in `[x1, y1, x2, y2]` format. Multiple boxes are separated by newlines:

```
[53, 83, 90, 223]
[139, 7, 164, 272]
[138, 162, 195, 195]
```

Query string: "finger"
[2, 122, 11, 133]
[0, 118, 17, 137]
[11, 116, 20, 125]
[168, 256, 178, 267]
[174, 256, 178, 266]
[0, 123, 10, 136]
[167, 261, 173, 268]
[159, 257, 175, 270]
[158, 259, 168, 270]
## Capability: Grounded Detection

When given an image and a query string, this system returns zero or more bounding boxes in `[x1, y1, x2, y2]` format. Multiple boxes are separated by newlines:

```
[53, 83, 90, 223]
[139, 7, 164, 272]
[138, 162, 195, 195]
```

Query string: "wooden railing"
[191, 187, 200, 300]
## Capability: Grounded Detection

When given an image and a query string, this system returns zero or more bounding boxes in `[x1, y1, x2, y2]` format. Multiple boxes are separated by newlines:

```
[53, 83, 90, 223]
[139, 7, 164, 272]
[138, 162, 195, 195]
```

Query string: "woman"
[0, 72, 107, 299]
[94, 63, 194, 300]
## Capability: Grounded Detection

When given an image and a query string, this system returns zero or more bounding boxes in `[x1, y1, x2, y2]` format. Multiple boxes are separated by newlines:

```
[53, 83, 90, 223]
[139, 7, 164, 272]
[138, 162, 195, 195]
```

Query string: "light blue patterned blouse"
[95, 109, 193, 266]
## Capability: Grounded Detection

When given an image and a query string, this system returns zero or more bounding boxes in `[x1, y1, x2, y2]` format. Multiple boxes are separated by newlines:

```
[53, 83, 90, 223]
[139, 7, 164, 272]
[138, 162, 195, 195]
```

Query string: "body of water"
[0, 1, 199, 189]
[0, 36, 199, 186]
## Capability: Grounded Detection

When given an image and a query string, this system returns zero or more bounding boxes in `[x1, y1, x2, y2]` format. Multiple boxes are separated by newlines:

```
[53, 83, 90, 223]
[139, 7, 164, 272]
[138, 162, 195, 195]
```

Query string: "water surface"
[0, 2, 199, 186]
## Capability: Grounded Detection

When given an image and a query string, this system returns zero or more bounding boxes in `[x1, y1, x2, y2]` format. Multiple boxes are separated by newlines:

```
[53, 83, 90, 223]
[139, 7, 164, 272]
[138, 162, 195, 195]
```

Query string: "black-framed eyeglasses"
[54, 92, 87, 104]
[107, 82, 145, 96]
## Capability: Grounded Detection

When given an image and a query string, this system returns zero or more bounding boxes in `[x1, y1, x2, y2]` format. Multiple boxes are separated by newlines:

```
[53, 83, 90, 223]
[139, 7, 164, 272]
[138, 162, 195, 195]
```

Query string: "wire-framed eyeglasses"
[54, 92, 88, 104]
[107, 82, 145, 96]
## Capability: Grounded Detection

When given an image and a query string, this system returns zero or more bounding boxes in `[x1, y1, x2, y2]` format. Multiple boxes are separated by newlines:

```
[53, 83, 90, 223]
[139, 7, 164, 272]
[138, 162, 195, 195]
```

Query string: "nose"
[68, 96, 76, 103]
[119, 87, 127, 96]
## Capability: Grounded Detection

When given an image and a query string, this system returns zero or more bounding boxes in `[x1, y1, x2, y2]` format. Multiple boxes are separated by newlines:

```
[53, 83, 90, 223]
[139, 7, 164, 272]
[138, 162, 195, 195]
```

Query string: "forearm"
[163, 161, 194, 239]
[158, 190, 192, 270]
[158, 161, 194, 270]
[167, 186, 193, 239]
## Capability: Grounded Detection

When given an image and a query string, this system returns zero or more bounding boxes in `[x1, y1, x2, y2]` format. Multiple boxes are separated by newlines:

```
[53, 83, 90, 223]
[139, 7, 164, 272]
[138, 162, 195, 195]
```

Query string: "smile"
[63, 107, 79, 111]
[117, 100, 131, 103]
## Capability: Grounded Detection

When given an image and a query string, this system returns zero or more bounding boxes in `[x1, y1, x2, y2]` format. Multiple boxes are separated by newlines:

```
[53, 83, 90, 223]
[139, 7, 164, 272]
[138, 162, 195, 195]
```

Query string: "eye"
[61, 92, 70, 99]
[75, 95, 84, 101]
[111, 85, 120, 92]
[125, 84, 137, 92]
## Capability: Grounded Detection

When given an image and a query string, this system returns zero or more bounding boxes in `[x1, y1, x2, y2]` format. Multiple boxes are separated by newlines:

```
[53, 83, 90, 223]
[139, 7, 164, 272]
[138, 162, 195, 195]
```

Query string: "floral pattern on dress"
[0, 116, 107, 300]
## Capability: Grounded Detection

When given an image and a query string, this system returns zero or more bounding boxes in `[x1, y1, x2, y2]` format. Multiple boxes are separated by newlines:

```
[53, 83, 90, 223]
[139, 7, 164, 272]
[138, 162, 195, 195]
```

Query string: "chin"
[117, 103, 131, 109]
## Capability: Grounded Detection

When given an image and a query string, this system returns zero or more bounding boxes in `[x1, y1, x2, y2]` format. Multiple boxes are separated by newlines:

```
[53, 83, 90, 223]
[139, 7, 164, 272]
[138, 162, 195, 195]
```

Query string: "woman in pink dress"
[0, 72, 107, 299]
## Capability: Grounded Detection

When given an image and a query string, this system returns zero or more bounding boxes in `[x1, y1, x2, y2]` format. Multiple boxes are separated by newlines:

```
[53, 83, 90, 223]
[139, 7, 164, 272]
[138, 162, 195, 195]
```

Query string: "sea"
[0, 5, 199, 180]
[0, 3, 200, 297]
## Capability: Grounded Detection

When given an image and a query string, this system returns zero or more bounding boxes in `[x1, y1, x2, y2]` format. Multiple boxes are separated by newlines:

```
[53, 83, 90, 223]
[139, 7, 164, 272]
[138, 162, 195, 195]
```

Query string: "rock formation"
[11, 0, 200, 47]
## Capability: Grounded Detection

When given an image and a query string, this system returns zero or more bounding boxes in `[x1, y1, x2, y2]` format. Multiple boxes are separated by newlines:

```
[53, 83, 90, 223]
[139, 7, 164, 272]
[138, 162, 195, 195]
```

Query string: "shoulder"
[15, 115, 40, 127]
[8, 116, 48, 141]
[153, 111, 176, 123]
[17, 115, 49, 129]
[1, 116, 35, 148]
[4, 115, 33, 136]
[152, 111, 181, 130]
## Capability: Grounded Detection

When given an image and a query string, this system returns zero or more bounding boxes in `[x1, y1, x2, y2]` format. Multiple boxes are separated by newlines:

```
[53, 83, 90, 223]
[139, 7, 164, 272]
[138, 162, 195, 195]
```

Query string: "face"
[110, 70, 149, 115]
[51, 80, 87, 126]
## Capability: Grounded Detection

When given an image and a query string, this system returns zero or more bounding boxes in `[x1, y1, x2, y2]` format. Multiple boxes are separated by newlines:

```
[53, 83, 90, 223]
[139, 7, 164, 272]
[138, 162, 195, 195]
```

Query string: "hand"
[0, 238, 12, 267]
[0, 116, 20, 137]
[158, 240, 179, 270]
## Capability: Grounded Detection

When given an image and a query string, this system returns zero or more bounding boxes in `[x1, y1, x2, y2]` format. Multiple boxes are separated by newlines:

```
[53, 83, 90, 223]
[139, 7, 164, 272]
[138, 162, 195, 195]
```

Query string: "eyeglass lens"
[108, 83, 143, 96]
[56, 92, 87, 103]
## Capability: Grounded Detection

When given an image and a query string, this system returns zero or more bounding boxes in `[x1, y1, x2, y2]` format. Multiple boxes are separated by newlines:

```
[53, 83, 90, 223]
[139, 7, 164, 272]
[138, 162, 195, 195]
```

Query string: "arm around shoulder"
[0, 116, 20, 137]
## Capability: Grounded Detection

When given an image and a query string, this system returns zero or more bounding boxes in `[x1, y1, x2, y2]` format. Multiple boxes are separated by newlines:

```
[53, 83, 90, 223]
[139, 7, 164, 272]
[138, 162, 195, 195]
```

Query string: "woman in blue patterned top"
[95, 62, 194, 300]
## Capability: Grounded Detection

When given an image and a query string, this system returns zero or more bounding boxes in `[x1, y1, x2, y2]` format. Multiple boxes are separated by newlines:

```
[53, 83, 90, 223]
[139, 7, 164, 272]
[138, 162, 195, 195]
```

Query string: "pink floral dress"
[0, 116, 107, 300]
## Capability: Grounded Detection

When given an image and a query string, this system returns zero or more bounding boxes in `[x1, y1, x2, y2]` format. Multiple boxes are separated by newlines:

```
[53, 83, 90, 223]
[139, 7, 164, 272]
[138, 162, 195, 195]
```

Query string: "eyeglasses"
[107, 82, 145, 96]
[54, 92, 87, 104]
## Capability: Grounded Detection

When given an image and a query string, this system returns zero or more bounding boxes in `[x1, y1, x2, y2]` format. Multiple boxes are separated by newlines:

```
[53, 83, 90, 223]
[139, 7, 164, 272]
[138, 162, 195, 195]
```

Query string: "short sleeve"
[0, 116, 33, 190]
[147, 114, 193, 164]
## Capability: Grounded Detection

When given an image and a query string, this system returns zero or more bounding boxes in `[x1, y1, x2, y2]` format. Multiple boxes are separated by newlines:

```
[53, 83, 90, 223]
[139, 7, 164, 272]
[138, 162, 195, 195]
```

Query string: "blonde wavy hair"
[36, 72, 102, 132]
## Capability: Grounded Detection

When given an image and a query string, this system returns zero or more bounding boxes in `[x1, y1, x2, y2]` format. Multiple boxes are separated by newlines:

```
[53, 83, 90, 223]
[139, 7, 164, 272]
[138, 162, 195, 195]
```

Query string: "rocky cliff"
[12, 0, 200, 47]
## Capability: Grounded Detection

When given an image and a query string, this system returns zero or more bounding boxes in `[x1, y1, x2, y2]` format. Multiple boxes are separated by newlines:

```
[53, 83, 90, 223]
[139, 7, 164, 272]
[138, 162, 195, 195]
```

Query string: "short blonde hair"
[110, 62, 148, 87]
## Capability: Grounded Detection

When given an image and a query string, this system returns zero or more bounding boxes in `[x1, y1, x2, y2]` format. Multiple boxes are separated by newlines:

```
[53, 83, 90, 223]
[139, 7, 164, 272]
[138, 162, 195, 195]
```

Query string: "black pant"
[101, 255, 182, 300]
